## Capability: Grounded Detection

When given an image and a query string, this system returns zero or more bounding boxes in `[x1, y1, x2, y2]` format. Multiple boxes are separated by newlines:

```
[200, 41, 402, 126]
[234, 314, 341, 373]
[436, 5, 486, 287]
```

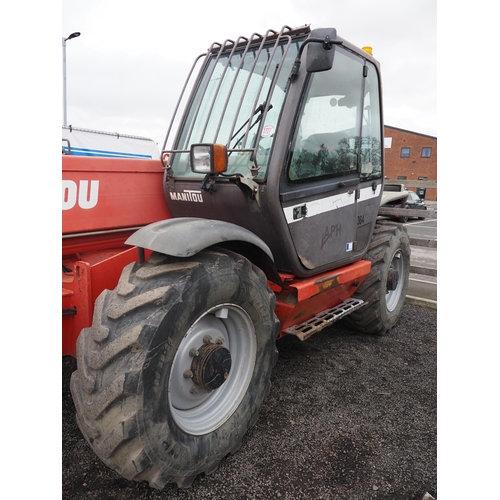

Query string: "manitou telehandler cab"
[67, 24, 410, 489]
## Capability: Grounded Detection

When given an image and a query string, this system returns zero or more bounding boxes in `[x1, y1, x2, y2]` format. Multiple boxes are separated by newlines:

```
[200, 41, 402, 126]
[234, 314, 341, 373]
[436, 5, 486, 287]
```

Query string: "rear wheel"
[70, 248, 279, 489]
[400, 204, 409, 223]
[344, 223, 410, 334]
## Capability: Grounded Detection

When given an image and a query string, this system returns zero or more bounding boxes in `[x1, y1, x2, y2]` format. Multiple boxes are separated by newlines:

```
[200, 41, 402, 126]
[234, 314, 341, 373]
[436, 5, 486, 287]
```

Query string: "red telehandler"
[63, 24, 410, 489]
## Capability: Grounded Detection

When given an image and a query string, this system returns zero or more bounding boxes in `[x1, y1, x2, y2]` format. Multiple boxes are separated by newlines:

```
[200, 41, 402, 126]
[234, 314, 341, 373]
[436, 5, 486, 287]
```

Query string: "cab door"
[280, 46, 383, 271]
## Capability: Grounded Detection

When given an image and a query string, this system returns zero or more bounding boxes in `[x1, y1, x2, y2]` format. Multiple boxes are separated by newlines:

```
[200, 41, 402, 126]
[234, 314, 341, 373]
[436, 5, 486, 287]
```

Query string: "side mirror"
[305, 28, 338, 73]
[290, 28, 342, 81]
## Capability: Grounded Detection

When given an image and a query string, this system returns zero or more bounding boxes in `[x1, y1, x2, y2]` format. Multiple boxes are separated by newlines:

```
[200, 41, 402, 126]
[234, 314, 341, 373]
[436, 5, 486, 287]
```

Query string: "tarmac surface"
[62, 302, 437, 499]
[407, 245, 437, 308]
[406, 202, 437, 309]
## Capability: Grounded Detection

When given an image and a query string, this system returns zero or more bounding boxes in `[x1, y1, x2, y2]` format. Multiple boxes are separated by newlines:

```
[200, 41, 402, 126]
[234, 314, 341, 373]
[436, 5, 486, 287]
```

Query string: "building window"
[397, 176, 407, 180]
[422, 147, 432, 158]
[400, 147, 410, 158]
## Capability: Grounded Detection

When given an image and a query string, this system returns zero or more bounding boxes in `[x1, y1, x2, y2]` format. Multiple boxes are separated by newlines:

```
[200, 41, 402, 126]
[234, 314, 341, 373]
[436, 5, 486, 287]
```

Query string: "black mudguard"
[126, 218, 282, 286]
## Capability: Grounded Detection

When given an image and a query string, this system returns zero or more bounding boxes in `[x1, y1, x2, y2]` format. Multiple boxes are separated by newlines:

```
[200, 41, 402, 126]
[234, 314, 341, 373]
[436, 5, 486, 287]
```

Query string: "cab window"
[288, 48, 382, 182]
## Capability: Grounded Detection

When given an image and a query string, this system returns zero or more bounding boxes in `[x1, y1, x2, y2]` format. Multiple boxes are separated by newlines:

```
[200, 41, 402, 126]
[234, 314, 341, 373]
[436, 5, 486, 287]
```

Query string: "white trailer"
[62, 126, 160, 159]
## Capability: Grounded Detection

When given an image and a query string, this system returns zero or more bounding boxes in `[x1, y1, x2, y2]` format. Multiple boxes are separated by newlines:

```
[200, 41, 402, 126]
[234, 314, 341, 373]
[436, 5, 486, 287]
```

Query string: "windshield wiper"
[230, 101, 273, 151]
[230, 62, 280, 155]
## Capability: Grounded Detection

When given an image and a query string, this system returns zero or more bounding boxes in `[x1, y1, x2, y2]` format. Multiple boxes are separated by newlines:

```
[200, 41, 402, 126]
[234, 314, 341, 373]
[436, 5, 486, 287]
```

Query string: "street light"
[62, 32, 81, 127]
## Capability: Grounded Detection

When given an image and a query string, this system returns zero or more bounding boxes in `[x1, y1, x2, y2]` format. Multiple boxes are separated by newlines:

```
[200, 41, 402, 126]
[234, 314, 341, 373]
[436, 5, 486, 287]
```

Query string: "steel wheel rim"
[169, 304, 256, 435]
[386, 249, 405, 312]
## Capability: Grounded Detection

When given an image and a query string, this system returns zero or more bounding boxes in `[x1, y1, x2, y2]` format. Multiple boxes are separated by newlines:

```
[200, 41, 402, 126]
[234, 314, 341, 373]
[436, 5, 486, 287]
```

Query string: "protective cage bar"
[161, 25, 311, 168]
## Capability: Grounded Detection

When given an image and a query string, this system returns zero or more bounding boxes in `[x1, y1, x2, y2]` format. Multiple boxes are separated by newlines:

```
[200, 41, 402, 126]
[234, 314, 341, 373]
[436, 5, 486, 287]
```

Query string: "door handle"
[293, 204, 308, 220]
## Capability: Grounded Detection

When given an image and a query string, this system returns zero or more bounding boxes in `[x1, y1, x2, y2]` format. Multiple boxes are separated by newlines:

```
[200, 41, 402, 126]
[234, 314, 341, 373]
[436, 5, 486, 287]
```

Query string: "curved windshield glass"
[170, 36, 304, 180]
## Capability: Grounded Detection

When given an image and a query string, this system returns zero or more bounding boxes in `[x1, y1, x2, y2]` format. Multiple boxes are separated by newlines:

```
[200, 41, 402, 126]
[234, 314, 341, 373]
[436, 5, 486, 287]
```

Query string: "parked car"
[383, 189, 427, 223]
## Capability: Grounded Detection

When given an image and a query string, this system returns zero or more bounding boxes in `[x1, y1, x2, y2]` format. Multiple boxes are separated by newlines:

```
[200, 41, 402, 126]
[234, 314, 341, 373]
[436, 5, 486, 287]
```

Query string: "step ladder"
[283, 297, 365, 341]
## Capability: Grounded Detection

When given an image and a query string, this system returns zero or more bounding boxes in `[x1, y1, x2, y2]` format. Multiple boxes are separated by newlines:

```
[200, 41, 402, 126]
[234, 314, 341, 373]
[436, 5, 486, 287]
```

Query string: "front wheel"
[70, 248, 279, 489]
[344, 223, 410, 334]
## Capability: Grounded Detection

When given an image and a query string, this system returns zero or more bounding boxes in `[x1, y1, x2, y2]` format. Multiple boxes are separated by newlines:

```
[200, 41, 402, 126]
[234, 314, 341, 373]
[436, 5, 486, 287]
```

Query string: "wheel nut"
[183, 369, 194, 379]
[203, 335, 213, 344]
[189, 385, 199, 394]
[215, 337, 224, 345]
[189, 348, 199, 357]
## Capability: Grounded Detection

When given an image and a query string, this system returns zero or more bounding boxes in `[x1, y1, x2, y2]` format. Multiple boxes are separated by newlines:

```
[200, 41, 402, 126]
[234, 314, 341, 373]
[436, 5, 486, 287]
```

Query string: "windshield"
[169, 34, 304, 180]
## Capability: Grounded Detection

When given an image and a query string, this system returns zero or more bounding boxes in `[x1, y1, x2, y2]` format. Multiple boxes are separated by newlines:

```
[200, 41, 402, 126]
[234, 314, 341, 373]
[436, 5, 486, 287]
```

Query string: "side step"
[284, 298, 365, 341]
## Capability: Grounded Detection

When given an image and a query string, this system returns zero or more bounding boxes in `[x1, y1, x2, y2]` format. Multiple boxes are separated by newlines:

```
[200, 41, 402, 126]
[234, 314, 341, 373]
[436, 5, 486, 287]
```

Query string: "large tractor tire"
[70, 248, 279, 489]
[344, 223, 410, 334]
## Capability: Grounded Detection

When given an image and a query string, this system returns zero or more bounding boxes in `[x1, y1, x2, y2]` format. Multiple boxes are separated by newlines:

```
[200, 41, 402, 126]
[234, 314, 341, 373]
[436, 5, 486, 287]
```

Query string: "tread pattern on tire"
[344, 222, 410, 334]
[70, 249, 279, 489]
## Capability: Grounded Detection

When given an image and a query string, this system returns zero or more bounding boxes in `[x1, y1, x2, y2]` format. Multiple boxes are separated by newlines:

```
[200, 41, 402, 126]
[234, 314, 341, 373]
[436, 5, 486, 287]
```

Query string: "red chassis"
[62, 156, 371, 357]
[62, 156, 172, 356]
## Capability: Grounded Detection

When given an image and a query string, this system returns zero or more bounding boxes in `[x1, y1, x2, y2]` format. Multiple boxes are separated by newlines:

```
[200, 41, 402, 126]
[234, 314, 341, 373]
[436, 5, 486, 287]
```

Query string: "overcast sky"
[62, 0, 436, 147]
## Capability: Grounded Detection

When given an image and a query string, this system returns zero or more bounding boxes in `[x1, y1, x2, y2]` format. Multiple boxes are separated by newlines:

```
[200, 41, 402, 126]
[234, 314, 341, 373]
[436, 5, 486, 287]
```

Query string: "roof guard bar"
[225, 28, 279, 150]
[213, 32, 264, 142]
[161, 25, 308, 168]
[238, 26, 294, 153]
[199, 36, 250, 142]
[161, 49, 214, 155]
[183, 39, 236, 149]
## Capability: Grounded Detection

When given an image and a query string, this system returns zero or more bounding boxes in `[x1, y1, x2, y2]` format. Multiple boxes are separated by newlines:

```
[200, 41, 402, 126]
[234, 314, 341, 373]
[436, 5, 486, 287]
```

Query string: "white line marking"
[409, 277, 437, 285]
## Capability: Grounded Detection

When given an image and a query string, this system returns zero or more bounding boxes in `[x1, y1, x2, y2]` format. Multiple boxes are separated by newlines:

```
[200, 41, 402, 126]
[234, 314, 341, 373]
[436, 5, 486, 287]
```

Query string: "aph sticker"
[261, 125, 275, 137]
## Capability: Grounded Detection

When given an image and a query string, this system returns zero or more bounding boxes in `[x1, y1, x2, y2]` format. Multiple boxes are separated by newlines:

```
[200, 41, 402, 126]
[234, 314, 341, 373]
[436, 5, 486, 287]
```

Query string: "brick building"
[383, 125, 437, 201]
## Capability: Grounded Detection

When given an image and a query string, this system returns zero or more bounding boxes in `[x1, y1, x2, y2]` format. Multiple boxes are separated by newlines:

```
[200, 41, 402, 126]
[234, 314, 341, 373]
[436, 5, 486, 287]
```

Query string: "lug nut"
[203, 335, 213, 344]
[215, 337, 224, 345]
[189, 348, 199, 357]
[189, 385, 199, 394]
[183, 369, 194, 379]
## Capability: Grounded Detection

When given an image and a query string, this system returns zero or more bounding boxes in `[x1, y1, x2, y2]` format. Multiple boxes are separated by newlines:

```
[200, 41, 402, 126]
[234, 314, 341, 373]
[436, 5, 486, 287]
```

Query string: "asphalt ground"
[62, 302, 437, 500]
[389, 201, 437, 309]
[407, 244, 437, 308]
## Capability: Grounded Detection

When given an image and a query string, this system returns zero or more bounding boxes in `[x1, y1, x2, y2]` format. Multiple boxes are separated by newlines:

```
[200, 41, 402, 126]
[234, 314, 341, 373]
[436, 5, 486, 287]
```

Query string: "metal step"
[284, 297, 365, 341]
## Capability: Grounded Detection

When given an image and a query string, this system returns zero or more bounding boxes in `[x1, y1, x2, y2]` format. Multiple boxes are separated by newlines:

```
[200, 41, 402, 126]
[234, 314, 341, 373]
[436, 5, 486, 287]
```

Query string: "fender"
[126, 217, 283, 286]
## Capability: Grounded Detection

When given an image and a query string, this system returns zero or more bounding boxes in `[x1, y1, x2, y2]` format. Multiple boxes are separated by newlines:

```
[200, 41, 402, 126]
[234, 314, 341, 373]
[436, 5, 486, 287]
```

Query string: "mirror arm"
[290, 37, 343, 81]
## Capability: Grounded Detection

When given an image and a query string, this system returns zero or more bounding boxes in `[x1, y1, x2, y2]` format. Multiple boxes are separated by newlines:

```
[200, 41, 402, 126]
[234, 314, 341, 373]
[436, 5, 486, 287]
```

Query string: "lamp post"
[62, 32, 81, 127]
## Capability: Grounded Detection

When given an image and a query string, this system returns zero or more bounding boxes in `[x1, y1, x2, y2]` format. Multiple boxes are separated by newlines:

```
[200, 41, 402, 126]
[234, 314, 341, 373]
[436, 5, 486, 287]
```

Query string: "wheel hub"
[169, 304, 256, 435]
[191, 343, 232, 391]
[387, 267, 400, 292]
